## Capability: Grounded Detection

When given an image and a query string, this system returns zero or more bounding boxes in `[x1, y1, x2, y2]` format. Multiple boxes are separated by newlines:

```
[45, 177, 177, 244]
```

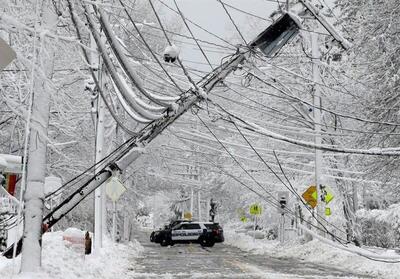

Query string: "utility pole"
[92, 24, 105, 251]
[20, 1, 55, 272]
[311, 30, 325, 236]
[111, 201, 116, 241]
[94, 93, 105, 249]
[197, 191, 201, 221]
[190, 187, 194, 218]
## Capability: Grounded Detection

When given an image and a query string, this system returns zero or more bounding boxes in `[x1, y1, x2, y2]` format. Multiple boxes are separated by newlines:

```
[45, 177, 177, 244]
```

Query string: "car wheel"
[160, 237, 172, 247]
[200, 237, 213, 247]
[160, 238, 168, 246]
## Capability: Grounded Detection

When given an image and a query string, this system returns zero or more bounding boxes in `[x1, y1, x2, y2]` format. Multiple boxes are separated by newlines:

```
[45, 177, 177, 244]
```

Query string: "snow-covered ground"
[224, 228, 400, 279]
[0, 229, 143, 279]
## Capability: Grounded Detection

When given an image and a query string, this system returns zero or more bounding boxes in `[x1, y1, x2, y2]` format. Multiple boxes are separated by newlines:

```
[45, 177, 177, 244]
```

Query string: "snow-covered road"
[127, 229, 370, 279]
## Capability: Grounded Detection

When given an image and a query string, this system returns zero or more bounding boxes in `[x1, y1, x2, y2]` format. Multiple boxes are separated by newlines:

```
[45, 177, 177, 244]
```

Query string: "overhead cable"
[83, 4, 163, 121]
[116, 0, 186, 95]
[67, 0, 137, 135]
[98, 4, 182, 104]
[172, 0, 214, 70]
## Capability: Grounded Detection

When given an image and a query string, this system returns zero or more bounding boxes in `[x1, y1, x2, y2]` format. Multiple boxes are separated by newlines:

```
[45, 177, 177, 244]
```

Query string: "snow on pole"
[298, 0, 352, 50]
[20, 1, 56, 272]
[96, 7, 179, 106]
[312, 29, 325, 237]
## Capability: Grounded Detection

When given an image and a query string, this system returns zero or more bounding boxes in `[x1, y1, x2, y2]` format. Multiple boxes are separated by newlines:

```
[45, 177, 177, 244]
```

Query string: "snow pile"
[225, 229, 400, 278]
[0, 229, 143, 279]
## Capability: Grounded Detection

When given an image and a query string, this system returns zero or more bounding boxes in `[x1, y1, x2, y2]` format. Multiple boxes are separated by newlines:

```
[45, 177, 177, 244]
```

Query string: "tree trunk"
[20, 1, 56, 272]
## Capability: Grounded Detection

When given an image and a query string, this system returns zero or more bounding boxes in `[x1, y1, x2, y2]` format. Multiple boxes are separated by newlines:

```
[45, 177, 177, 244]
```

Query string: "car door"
[171, 223, 202, 241]
[183, 223, 203, 241]
[171, 224, 186, 241]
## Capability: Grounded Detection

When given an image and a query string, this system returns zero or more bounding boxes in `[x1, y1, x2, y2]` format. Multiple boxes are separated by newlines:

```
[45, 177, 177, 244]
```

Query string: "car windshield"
[204, 224, 221, 229]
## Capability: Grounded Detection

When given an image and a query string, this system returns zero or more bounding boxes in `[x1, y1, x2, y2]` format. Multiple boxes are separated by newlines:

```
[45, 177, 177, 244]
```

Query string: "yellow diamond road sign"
[303, 185, 334, 207]
[250, 203, 262, 215]
[105, 177, 126, 202]
[302, 185, 317, 208]
[314, 187, 334, 204]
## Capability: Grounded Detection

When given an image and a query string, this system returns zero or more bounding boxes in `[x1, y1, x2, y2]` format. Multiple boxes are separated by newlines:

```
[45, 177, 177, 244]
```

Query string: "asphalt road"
[127, 229, 371, 279]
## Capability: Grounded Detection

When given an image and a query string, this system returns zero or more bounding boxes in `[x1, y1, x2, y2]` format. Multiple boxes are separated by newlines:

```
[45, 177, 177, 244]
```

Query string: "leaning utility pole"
[20, 1, 55, 272]
[40, 7, 302, 237]
[7, 3, 352, 257]
[39, 46, 251, 232]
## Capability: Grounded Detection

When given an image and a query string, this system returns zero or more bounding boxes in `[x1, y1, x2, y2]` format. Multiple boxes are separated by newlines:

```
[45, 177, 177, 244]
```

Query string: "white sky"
[161, 0, 278, 71]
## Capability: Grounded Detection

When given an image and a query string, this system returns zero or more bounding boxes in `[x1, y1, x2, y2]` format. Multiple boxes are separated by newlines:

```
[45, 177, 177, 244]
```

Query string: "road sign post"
[277, 191, 289, 243]
[105, 176, 126, 242]
[249, 203, 262, 241]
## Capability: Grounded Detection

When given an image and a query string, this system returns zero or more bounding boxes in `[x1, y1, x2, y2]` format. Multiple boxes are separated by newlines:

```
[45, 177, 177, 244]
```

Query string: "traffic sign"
[105, 177, 126, 202]
[302, 185, 317, 208]
[303, 185, 334, 208]
[250, 203, 262, 215]
[0, 38, 16, 71]
[325, 207, 331, 216]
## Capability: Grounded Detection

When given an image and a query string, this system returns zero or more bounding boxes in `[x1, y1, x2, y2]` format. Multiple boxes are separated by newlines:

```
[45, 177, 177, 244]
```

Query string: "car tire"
[160, 236, 172, 247]
[200, 237, 214, 247]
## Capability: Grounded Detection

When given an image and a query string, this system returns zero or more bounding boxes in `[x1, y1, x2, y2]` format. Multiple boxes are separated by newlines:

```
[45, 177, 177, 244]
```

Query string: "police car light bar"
[251, 13, 301, 58]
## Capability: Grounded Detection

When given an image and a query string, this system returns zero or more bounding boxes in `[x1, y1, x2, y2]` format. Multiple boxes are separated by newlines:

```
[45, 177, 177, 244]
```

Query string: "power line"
[148, 0, 201, 89]
[231, 120, 349, 237]
[217, 0, 248, 46]
[172, 0, 214, 70]
[217, 0, 272, 22]
[172, 119, 348, 242]
[68, 0, 138, 136]
[116, 0, 185, 93]
[248, 72, 400, 127]
[156, 0, 237, 49]
[106, 9, 236, 50]
[196, 113, 281, 203]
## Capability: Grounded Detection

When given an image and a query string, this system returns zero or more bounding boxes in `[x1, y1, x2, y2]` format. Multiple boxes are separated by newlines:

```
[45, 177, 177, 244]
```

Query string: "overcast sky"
[161, 0, 278, 72]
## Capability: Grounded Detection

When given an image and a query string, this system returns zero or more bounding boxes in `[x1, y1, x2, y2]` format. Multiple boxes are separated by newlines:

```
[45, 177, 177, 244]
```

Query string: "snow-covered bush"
[359, 218, 395, 248]
[357, 204, 400, 248]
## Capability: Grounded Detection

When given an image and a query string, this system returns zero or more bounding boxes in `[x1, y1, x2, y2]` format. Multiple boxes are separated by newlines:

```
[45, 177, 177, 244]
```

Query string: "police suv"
[155, 221, 224, 247]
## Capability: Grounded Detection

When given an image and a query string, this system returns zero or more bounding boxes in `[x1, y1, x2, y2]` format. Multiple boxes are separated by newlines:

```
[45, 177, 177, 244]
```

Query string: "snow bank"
[225, 229, 400, 278]
[0, 229, 143, 279]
